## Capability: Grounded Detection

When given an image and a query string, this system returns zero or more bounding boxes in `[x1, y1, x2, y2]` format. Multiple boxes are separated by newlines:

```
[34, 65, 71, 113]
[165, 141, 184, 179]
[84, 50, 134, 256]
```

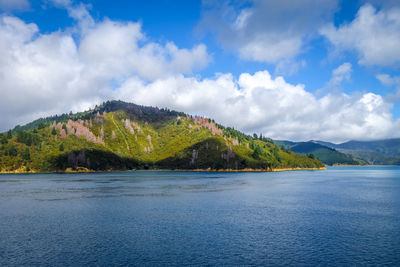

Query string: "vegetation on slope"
[0, 100, 324, 172]
[274, 140, 367, 166]
[313, 139, 400, 165]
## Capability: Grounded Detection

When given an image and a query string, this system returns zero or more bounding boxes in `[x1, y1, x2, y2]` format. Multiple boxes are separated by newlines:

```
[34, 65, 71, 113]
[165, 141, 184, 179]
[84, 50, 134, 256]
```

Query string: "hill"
[0, 100, 324, 173]
[274, 140, 367, 166]
[312, 139, 400, 165]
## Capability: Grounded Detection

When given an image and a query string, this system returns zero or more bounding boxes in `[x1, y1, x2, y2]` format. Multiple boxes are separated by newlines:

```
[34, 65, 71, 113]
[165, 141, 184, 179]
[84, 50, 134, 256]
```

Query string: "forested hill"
[312, 139, 400, 165]
[0, 100, 323, 173]
[274, 140, 367, 166]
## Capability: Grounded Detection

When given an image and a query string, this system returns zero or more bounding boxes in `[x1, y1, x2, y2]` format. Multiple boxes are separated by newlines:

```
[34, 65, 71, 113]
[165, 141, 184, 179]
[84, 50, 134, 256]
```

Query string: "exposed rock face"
[95, 112, 104, 124]
[147, 135, 153, 151]
[232, 138, 239, 146]
[122, 119, 142, 134]
[59, 127, 67, 139]
[193, 116, 223, 136]
[190, 149, 198, 165]
[221, 145, 235, 163]
[55, 120, 104, 144]
[123, 119, 135, 135]
[132, 121, 142, 133]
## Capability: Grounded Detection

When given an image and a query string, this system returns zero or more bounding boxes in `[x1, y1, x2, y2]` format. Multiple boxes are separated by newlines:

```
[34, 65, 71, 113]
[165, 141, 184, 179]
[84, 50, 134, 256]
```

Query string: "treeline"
[50, 149, 142, 171]
[11, 100, 187, 134]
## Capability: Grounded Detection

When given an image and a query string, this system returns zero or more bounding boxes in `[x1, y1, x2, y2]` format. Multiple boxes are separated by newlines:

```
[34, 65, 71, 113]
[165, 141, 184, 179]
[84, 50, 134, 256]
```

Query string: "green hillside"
[0, 100, 324, 173]
[336, 149, 400, 165]
[313, 139, 400, 165]
[274, 140, 367, 166]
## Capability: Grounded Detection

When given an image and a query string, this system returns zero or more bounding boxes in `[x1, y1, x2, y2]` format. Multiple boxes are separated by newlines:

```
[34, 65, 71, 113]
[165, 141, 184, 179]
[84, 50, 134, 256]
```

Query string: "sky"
[1, 0, 400, 143]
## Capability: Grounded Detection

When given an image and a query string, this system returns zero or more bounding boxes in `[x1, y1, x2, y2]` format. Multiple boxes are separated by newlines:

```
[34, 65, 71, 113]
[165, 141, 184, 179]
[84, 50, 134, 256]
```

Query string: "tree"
[308, 153, 315, 159]
[51, 128, 57, 135]
[21, 148, 30, 160]
[17, 131, 40, 146]
[177, 119, 182, 125]
[253, 133, 258, 140]
[8, 144, 17, 157]
[7, 130, 12, 139]
[252, 145, 263, 159]
[0, 134, 7, 144]
[249, 140, 255, 150]
[273, 147, 281, 162]
[38, 122, 46, 129]
[59, 143, 64, 152]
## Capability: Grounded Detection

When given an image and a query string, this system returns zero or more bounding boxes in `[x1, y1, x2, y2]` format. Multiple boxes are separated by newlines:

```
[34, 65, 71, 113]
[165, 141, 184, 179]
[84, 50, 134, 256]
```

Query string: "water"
[1, 166, 400, 266]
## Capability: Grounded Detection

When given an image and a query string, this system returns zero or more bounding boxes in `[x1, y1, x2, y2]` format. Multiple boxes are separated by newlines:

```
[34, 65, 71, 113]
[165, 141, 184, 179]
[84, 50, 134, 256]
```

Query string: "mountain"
[312, 139, 400, 165]
[0, 100, 324, 173]
[274, 140, 367, 166]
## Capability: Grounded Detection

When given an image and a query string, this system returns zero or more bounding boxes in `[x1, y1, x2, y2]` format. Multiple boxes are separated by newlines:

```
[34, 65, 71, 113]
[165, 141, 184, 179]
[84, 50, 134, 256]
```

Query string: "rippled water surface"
[1, 167, 400, 266]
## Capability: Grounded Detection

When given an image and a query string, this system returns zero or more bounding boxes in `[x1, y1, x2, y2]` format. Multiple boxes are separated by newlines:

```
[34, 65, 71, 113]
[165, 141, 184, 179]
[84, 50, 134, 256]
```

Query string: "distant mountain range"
[274, 140, 367, 166]
[0, 100, 323, 173]
[274, 139, 400, 165]
[312, 139, 400, 165]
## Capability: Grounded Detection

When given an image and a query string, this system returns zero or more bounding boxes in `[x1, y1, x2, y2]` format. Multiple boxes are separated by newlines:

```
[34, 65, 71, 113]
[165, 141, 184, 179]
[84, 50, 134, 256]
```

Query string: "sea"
[1, 166, 399, 266]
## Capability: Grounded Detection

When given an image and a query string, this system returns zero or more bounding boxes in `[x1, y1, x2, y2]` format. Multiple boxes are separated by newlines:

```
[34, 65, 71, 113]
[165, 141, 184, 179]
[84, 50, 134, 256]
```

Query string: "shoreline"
[331, 164, 368, 167]
[175, 167, 326, 172]
[1, 166, 326, 174]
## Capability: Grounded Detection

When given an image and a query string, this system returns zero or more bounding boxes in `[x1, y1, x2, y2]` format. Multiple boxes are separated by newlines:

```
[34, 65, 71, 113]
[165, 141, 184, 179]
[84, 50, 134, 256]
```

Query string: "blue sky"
[1, 0, 400, 142]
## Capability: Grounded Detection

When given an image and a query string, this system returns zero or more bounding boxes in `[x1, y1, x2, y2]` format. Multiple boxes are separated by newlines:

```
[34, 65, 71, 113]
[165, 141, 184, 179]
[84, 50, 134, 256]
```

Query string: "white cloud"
[199, 0, 338, 64]
[329, 62, 352, 87]
[377, 73, 400, 101]
[0, 0, 29, 11]
[114, 71, 399, 143]
[320, 4, 400, 66]
[0, 6, 211, 131]
[377, 73, 400, 87]
[1, 2, 399, 143]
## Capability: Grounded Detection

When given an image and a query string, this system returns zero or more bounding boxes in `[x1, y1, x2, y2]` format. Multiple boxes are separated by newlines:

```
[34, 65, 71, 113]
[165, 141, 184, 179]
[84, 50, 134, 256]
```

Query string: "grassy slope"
[0, 101, 324, 172]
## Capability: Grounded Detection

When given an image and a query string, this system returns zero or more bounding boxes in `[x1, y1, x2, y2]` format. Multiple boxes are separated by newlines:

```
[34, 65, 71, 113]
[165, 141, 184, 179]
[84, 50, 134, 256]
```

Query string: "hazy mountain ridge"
[0, 100, 323, 172]
[276, 138, 400, 166]
[311, 139, 400, 165]
[274, 140, 367, 166]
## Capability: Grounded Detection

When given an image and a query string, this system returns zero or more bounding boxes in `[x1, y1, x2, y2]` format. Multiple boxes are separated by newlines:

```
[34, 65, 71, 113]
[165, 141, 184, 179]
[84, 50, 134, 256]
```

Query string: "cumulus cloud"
[328, 62, 352, 87]
[320, 4, 400, 67]
[0, 0, 29, 11]
[377, 73, 400, 101]
[114, 71, 399, 143]
[199, 0, 338, 64]
[0, 5, 211, 131]
[1, 1, 399, 142]
[377, 73, 400, 87]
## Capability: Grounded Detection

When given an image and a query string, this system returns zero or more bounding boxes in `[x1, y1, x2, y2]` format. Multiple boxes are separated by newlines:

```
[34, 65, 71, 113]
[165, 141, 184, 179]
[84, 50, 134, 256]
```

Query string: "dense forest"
[0, 100, 324, 172]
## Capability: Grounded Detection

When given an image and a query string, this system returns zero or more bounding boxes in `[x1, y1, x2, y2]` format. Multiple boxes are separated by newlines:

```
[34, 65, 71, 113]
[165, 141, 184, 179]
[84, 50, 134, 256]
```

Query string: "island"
[0, 100, 324, 173]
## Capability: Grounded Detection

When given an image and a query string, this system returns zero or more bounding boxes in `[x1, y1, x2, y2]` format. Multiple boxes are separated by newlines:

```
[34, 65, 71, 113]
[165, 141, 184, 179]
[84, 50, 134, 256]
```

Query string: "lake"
[1, 166, 400, 266]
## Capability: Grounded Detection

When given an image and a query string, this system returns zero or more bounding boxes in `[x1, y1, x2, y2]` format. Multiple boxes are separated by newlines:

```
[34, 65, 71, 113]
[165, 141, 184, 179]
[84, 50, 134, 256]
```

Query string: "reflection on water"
[0, 171, 250, 202]
[0, 167, 400, 266]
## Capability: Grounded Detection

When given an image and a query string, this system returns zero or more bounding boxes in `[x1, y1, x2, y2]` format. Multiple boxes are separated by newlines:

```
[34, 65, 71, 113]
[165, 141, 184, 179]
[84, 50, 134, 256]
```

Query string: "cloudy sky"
[1, 0, 400, 142]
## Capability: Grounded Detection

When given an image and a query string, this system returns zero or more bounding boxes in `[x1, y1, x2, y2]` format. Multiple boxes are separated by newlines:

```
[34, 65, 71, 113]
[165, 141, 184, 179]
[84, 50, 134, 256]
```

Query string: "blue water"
[1, 166, 400, 266]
